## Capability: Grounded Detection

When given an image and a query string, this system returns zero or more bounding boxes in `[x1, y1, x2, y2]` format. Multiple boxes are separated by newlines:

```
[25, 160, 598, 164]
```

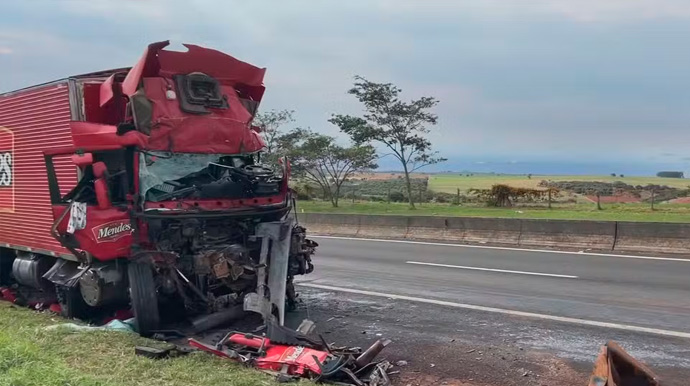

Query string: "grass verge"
[297, 200, 690, 223]
[0, 302, 283, 386]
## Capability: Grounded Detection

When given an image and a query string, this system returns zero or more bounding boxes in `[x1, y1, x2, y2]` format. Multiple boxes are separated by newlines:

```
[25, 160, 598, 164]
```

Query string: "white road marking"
[310, 235, 690, 263]
[298, 283, 690, 339]
[405, 261, 578, 278]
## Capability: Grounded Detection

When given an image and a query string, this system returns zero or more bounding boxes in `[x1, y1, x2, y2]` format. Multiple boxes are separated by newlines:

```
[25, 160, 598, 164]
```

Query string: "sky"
[1, 0, 690, 175]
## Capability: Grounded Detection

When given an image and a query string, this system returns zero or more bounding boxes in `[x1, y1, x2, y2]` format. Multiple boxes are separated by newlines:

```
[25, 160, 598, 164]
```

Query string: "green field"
[0, 303, 283, 386]
[297, 200, 690, 223]
[429, 174, 690, 193]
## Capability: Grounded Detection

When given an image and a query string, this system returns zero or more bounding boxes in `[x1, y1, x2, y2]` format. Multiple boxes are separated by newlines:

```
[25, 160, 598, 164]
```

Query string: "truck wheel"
[128, 262, 160, 336]
[56, 285, 88, 319]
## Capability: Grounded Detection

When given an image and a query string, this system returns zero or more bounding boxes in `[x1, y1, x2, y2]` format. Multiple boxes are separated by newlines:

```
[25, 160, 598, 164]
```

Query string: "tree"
[611, 173, 616, 177]
[656, 171, 684, 178]
[330, 76, 446, 209]
[288, 129, 377, 207]
[253, 109, 295, 162]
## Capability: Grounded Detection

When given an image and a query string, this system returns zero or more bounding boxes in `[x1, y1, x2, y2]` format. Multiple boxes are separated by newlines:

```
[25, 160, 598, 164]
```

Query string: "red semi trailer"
[0, 41, 316, 335]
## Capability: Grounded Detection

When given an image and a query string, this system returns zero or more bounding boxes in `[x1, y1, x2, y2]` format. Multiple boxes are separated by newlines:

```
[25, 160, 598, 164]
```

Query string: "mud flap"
[244, 217, 294, 325]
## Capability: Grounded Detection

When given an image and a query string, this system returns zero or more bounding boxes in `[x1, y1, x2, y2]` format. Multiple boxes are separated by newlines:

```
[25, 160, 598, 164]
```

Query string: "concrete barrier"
[299, 213, 690, 254]
[615, 222, 690, 254]
[299, 213, 360, 236]
[444, 217, 466, 242]
[406, 216, 447, 240]
[432, 217, 521, 245]
[519, 219, 616, 250]
[357, 215, 409, 239]
[461, 217, 522, 245]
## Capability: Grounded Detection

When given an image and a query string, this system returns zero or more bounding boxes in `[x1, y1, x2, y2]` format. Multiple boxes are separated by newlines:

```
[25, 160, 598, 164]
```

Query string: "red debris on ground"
[188, 329, 392, 385]
[49, 303, 62, 313]
[0, 287, 17, 303]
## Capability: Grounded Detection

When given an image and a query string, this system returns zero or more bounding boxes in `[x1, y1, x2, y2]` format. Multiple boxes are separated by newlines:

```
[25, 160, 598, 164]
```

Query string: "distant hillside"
[428, 174, 690, 193]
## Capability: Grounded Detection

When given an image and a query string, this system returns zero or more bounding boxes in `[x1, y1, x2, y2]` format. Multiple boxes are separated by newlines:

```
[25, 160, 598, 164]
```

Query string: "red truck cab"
[2, 41, 315, 335]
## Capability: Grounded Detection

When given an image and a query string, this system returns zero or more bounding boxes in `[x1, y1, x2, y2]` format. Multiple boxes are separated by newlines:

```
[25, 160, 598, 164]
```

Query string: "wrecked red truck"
[0, 41, 316, 335]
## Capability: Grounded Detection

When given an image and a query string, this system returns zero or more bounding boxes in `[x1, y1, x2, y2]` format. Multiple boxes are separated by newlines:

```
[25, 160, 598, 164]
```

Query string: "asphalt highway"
[298, 236, 690, 335]
[288, 236, 690, 385]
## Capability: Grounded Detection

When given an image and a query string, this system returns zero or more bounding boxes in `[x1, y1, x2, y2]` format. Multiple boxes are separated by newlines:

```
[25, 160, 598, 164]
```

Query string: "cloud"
[540, 0, 690, 22]
[0, 47, 11, 55]
[2, 0, 690, 173]
[379, 0, 690, 22]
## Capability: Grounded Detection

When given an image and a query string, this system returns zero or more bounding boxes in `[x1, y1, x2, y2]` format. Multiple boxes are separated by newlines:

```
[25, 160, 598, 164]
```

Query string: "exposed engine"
[146, 217, 316, 315]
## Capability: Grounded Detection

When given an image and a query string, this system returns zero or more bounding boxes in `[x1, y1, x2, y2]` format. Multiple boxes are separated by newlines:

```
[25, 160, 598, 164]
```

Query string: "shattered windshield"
[139, 151, 281, 202]
[139, 152, 221, 199]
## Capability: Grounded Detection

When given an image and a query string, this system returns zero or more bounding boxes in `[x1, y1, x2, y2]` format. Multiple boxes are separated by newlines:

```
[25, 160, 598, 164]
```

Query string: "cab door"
[45, 149, 134, 261]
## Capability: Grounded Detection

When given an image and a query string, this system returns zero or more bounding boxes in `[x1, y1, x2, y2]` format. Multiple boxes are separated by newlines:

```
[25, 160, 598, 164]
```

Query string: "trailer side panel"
[0, 83, 77, 256]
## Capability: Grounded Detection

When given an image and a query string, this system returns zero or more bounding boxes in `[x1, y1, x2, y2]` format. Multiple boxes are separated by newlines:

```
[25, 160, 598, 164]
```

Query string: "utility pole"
[456, 188, 460, 205]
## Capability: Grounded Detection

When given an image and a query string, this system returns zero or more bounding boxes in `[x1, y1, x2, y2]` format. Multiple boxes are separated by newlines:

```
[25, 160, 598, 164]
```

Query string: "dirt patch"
[397, 373, 480, 386]
[386, 341, 586, 386]
[286, 288, 598, 386]
[669, 197, 690, 204]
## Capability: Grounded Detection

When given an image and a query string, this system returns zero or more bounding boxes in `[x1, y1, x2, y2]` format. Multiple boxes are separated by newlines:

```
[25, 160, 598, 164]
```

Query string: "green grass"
[0, 303, 286, 386]
[429, 174, 690, 193]
[297, 200, 690, 223]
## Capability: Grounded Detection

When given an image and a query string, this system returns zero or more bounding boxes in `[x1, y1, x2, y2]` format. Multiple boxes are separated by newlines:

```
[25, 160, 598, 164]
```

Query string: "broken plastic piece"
[296, 319, 316, 335]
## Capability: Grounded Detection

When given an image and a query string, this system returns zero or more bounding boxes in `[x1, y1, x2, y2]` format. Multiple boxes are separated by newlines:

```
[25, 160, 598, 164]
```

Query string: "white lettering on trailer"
[0, 152, 11, 186]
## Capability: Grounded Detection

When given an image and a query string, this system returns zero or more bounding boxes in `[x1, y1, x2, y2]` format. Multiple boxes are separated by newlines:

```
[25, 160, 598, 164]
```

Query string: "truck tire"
[56, 285, 88, 320]
[128, 262, 160, 336]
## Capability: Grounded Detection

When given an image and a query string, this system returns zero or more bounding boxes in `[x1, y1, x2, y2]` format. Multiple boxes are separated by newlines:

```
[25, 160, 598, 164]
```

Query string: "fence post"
[596, 193, 602, 210]
[548, 189, 552, 209]
[651, 189, 655, 210]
